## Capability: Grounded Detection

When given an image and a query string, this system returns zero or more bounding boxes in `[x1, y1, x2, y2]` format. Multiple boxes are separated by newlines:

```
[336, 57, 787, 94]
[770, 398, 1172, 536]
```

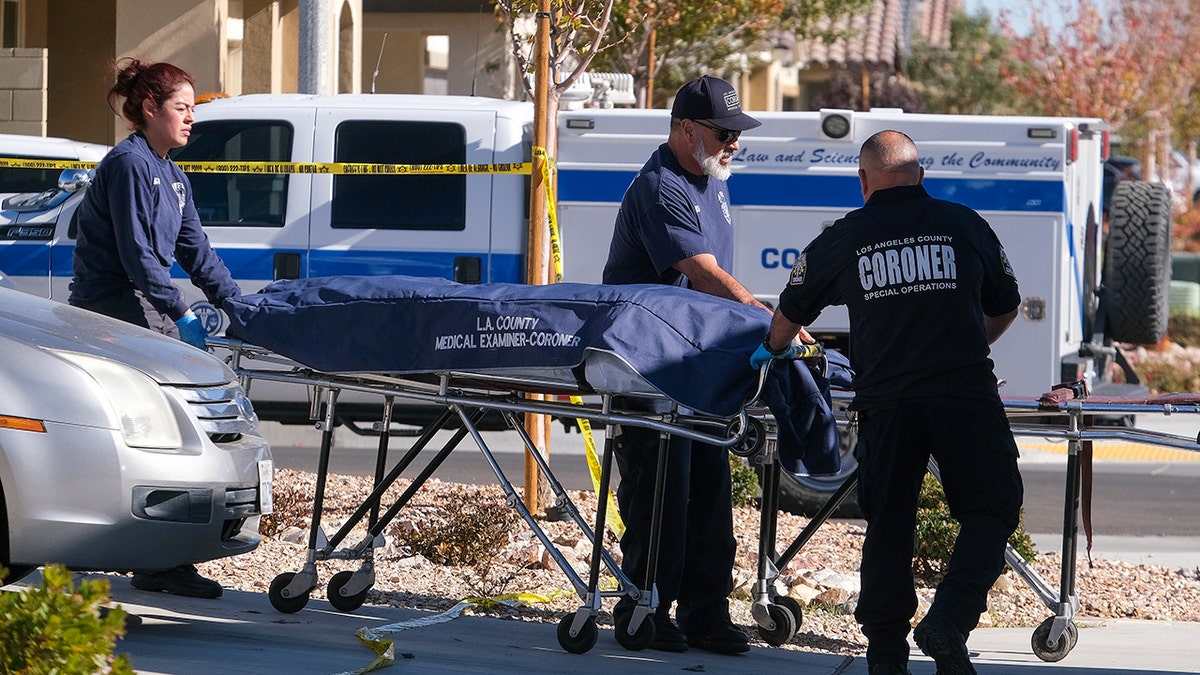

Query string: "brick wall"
[0, 48, 47, 136]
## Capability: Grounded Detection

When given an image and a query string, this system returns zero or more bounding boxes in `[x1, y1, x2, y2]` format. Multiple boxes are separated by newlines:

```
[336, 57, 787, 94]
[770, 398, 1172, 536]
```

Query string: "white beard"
[693, 136, 733, 181]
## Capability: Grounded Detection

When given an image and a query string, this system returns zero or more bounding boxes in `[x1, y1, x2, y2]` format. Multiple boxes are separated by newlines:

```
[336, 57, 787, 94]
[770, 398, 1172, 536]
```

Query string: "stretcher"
[746, 385, 1200, 662]
[213, 274, 844, 654]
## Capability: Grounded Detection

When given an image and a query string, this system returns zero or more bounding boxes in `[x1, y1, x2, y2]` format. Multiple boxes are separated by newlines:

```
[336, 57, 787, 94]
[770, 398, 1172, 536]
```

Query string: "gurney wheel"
[613, 611, 655, 651]
[775, 595, 804, 632]
[1031, 617, 1078, 662]
[729, 416, 766, 457]
[268, 572, 310, 614]
[758, 603, 798, 647]
[557, 614, 598, 654]
[327, 570, 368, 612]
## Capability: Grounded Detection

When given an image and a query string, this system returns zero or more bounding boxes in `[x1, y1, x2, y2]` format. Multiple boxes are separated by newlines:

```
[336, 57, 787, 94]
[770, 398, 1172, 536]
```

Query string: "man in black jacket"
[754, 130, 1024, 675]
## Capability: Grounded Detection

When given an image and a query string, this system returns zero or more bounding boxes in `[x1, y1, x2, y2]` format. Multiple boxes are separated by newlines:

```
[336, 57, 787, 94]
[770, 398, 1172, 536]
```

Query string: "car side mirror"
[58, 169, 93, 193]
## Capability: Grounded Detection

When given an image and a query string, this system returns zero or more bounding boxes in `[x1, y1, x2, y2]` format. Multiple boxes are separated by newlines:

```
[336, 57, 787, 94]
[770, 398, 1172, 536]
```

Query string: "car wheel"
[1104, 181, 1172, 344]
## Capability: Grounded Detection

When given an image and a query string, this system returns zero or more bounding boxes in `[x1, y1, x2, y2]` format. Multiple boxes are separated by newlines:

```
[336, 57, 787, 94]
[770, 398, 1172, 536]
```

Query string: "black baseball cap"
[670, 75, 761, 131]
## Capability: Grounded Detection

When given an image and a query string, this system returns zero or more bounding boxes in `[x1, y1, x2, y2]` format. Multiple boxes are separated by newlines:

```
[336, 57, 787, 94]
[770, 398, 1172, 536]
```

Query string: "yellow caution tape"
[0, 158, 97, 170]
[569, 396, 626, 540]
[535, 147, 565, 278]
[342, 590, 572, 674]
[534, 143, 626, 540]
[174, 161, 533, 175]
[0, 156, 533, 175]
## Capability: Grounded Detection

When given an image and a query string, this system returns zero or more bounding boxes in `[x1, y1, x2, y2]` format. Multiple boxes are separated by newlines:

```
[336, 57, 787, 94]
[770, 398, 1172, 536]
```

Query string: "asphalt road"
[261, 422, 1200, 538]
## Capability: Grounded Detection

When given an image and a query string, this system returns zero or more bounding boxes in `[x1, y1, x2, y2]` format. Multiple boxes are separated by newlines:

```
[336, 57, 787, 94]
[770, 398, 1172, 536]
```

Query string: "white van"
[555, 107, 1171, 401]
[0, 95, 1172, 414]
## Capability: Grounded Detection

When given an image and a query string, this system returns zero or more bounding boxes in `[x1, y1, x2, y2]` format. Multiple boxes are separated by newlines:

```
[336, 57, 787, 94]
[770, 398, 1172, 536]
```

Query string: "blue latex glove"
[175, 312, 208, 350]
[750, 342, 785, 369]
[750, 340, 824, 369]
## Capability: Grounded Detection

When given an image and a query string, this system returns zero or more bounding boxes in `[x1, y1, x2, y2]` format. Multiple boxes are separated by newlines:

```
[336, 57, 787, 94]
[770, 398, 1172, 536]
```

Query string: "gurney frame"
[746, 388, 1200, 662]
[214, 337, 766, 654]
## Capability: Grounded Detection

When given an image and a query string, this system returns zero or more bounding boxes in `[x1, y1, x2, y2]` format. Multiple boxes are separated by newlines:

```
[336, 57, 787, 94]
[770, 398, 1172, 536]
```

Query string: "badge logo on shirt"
[718, 190, 731, 225]
[789, 253, 807, 286]
[172, 182, 186, 215]
[1000, 246, 1015, 278]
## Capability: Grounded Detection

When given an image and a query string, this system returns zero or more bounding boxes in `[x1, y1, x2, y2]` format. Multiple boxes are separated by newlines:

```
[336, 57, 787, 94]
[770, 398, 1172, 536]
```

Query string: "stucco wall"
[47, 1, 115, 144]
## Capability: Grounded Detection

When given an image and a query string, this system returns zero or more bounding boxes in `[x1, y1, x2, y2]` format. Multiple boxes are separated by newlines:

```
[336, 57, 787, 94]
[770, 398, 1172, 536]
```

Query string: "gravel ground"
[195, 469, 1200, 655]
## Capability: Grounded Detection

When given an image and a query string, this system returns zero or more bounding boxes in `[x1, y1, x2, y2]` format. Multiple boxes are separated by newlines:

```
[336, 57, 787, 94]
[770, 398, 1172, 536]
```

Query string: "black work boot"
[648, 616, 688, 652]
[868, 665, 912, 675]
[686, 620, 750, 654]
[131, 564, 223, 599]
[914, 615, 976, 675]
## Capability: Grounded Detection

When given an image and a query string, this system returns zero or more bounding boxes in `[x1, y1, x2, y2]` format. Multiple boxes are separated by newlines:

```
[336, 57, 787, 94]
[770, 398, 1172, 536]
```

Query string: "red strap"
[1038, 387, 1076, 410]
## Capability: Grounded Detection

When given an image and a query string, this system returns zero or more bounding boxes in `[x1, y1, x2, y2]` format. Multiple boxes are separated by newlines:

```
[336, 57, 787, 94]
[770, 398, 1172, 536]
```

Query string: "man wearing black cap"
[602, 75, 768, 655]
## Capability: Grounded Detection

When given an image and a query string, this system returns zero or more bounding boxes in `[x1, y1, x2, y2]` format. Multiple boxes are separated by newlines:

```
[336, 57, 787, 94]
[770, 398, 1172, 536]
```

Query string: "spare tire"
[1104, 181, 1172, 344]
[764, 403, 860, 518]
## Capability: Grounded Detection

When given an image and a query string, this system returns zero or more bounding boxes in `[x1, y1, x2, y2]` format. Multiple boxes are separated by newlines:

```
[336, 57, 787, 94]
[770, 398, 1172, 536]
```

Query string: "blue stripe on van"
[23, 245, 524, 284]
[308, 249, 524, 283]
[557, 169, 1066, 212]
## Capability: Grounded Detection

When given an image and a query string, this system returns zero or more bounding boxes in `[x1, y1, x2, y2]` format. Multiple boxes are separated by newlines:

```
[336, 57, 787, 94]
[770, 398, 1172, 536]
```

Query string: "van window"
[332, 121, 466, 231]
[173, 121, 293, 227]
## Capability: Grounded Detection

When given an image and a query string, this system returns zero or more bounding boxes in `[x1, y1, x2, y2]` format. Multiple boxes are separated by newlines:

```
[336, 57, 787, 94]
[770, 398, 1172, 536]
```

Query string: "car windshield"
[0, 164, 62, 194]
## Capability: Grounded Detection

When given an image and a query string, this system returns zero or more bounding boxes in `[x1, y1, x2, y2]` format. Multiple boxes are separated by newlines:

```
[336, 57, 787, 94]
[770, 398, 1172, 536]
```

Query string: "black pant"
[611, 418, 736, 634]
[853, 402, 1023, 665]
[70, 288, 179, 339]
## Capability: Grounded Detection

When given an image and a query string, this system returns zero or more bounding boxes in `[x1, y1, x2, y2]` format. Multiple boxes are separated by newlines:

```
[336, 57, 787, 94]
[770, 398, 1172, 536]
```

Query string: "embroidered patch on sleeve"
[789, 253, 807, 286]
[1000, 247, 1015, 278]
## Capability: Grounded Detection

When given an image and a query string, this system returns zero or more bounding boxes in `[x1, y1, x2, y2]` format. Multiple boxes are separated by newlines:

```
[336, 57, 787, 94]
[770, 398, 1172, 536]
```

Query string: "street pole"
[298, 0, 330, 95]
[523, 0, 553, 515]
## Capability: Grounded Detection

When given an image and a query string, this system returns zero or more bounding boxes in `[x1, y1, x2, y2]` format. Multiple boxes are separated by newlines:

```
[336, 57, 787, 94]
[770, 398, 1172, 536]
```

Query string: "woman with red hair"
[69, 58, 240, 600]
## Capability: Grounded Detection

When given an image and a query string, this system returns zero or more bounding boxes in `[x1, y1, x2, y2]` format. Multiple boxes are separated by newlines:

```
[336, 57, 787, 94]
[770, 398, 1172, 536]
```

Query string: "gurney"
[213, 274, 839, 654]
[745, 383, 1200, 662]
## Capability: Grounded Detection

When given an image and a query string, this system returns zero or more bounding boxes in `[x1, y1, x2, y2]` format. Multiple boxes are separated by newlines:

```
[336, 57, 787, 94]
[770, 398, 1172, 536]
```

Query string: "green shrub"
[913, 474, 1036, 583]
[1168, 313, 1200, 348]
[729, 456, 759, 508]
[392, 503, 518, 566]
[0, 564, 133, 674]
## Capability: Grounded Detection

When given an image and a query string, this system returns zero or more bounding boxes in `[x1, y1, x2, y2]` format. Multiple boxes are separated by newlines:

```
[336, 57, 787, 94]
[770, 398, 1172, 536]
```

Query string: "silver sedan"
[0, 287, 272, 583]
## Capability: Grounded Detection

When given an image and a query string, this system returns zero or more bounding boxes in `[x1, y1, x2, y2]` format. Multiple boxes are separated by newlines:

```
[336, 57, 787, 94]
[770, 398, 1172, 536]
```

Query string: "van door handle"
[273, 252, 302, 280]
[454, 256, 482, 284]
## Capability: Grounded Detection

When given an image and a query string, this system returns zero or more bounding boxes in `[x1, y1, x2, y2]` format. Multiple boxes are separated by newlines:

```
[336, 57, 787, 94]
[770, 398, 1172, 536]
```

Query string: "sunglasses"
[692, 119, 740, 145]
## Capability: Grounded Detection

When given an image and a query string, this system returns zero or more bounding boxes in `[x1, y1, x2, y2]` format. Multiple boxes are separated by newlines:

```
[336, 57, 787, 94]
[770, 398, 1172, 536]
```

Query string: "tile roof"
[799, 0, 963, 69]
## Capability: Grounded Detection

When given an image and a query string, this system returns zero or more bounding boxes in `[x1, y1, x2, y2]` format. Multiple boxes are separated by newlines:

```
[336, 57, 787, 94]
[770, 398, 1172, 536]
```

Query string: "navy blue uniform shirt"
[70, 132, 238, 320]
[778, 184, 1020, 409]
[603, 143, 734, 286]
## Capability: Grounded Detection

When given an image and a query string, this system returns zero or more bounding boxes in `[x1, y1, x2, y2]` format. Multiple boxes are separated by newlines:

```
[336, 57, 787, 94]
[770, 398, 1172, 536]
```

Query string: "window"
[0, 164, 61, 195]
[171, 121, 293, 227]
[331, 121, 466, 231]
[2, 0, 17, 48]
[424, 35, 449, 95]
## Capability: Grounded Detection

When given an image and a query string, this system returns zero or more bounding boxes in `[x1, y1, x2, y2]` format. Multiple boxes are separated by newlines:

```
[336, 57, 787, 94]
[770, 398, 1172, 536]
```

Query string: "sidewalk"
[88, 575, 1200, 674]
